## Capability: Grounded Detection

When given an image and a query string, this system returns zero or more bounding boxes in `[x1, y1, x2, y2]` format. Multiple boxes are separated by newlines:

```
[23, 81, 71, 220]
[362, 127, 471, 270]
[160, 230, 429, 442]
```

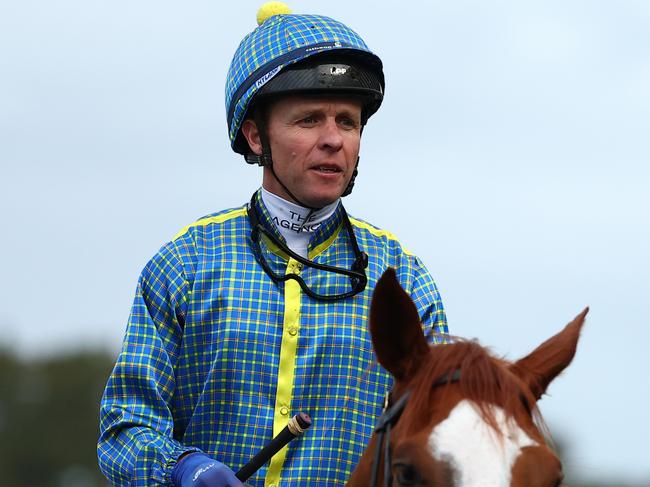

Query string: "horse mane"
[400, 336, 546, 438]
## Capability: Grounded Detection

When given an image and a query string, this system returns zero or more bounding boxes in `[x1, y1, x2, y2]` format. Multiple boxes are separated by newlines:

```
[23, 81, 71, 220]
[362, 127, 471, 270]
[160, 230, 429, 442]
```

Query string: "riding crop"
[235, 412, 312, 482]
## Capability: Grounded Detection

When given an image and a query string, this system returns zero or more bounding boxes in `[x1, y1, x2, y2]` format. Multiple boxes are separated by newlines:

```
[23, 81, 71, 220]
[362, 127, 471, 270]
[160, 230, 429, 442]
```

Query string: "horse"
[347, 269, 587, 487]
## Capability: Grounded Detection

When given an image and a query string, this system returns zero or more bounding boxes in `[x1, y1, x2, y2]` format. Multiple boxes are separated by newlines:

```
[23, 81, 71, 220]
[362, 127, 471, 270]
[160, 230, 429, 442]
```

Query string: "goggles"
[247, 195, 368, 301]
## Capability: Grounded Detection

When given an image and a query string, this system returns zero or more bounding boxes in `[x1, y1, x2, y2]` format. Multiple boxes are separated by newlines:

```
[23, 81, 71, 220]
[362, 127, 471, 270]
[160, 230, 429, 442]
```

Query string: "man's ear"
[241, 119, 263, 155]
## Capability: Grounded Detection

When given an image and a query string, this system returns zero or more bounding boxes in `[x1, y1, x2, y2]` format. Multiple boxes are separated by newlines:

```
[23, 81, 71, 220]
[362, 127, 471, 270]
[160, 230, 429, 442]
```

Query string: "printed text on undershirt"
[260, 188, 339, 258]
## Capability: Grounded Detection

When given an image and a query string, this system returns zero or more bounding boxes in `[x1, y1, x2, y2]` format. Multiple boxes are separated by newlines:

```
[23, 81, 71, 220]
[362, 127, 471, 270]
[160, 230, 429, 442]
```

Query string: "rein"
[369, 369, 461, 487]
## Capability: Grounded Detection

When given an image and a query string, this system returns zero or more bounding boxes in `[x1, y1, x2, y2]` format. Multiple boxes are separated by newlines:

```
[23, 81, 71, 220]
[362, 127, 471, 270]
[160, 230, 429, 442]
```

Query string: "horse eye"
[393, 463, 422, 486]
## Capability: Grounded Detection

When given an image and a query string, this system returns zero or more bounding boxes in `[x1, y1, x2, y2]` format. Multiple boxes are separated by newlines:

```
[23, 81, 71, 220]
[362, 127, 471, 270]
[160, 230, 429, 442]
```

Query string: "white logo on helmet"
[305, 41, 343, 53]
[330, 66, 347, 75]
[255, 66, 281, 89]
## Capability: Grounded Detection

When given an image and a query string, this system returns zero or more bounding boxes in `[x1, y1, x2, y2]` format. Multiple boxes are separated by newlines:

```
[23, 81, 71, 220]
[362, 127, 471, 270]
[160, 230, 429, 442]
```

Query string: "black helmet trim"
[255, 59, 384, 111]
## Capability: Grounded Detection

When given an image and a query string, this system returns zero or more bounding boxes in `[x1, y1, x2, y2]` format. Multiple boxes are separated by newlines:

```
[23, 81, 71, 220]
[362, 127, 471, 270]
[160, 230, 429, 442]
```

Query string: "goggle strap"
[247, 196, 368, 301]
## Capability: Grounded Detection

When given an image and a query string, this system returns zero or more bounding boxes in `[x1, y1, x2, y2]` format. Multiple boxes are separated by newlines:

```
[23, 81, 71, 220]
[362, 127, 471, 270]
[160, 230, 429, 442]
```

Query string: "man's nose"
[318, 118, 344, 151]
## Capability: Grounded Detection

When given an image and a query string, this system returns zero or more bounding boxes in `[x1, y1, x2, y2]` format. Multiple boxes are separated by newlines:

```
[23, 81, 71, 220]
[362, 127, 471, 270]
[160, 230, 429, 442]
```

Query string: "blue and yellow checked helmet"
[226, 2, 385, 155]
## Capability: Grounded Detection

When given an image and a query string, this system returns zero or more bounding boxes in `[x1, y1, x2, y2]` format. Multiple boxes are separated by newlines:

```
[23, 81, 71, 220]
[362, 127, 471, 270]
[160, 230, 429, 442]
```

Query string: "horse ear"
[369, 268, 429, 381]
[511, 307, 588, 401]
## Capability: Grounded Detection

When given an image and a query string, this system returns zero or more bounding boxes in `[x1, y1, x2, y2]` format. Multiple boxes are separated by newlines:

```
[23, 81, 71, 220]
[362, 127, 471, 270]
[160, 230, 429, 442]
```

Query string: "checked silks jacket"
[98, 190, 447, 486]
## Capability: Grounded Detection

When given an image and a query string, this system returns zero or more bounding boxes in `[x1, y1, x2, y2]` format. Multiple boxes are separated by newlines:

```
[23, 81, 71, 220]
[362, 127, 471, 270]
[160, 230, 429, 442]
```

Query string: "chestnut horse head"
[347, 269, 587, 487]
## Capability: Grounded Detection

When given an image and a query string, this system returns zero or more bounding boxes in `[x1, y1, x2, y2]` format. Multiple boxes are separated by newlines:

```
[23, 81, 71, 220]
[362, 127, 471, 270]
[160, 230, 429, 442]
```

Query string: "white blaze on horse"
[347, 269, 587, 487]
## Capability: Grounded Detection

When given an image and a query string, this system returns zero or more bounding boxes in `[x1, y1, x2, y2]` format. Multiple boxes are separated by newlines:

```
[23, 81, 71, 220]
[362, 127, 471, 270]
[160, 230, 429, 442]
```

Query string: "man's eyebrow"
[287, 106, 321, 116]
[336, 109, 362, 122]
[286, 104, 361, 118]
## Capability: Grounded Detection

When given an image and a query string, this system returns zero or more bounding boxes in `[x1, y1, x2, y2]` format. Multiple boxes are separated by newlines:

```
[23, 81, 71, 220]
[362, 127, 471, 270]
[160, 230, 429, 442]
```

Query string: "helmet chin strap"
[245, 111, 361, 210]
[341, 157, 359, 197]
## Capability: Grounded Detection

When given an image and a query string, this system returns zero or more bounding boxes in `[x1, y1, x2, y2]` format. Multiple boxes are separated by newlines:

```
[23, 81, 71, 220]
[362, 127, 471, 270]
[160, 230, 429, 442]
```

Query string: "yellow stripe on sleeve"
[348, 217, 413, 256]
[172, 208, 247, 241]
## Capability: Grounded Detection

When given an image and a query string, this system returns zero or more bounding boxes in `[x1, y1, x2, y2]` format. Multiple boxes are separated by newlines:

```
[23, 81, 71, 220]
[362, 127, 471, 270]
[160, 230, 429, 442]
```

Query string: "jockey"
[97, 3, 448, 486]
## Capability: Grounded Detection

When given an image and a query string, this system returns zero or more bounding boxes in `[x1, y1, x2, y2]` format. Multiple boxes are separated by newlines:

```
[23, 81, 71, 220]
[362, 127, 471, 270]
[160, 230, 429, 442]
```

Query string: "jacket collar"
[249, 189, 346, 255]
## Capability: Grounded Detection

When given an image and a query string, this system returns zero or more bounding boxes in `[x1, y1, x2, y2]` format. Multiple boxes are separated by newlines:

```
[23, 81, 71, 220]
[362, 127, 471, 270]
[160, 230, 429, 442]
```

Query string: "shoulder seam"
[172, 208, 247, 241]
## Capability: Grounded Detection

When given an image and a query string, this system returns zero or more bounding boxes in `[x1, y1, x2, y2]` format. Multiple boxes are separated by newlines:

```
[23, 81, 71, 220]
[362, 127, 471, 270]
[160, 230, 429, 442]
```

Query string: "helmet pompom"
[257, 2, 292, 26]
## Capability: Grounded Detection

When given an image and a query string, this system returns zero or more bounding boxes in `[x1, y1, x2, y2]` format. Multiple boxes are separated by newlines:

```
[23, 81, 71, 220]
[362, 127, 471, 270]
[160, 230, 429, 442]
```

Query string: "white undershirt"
[261, 188, 339, 258]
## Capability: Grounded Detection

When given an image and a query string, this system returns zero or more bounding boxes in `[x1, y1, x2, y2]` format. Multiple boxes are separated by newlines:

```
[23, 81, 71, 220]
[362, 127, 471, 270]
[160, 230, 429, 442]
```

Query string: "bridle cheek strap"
[369, 427, 383, 487]
[383, 423, 393, 487]
[369, 369, 461, 487]
[370, 391, 411, 487]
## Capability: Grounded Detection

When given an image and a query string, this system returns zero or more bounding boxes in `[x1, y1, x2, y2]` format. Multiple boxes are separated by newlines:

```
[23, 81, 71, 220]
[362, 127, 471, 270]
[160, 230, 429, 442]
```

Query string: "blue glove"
[171, 452, 244, 487]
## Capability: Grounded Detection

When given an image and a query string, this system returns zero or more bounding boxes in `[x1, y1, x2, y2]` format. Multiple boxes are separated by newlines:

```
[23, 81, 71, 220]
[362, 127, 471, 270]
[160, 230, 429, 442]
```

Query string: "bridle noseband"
[369, 369, 461, 487]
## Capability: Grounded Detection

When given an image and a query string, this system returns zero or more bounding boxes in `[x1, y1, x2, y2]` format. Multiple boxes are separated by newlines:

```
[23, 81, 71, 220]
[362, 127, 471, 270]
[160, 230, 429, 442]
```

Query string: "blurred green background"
[0, 347, 642, 486]
[0, 349, 113, 487]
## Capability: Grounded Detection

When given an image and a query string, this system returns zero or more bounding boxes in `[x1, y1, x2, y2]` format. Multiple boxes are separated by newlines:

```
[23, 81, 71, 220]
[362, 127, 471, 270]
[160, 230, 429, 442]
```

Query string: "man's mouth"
[312, 165, 342, 173]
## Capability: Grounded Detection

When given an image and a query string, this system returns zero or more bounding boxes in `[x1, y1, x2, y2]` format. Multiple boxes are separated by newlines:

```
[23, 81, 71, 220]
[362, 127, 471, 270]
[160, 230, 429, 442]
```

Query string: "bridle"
[369, 369, 461, 487]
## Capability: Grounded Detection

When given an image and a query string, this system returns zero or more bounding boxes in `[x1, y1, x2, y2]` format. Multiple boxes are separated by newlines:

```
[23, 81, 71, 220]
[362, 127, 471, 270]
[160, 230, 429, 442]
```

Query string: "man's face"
[246, 95, 363, 208]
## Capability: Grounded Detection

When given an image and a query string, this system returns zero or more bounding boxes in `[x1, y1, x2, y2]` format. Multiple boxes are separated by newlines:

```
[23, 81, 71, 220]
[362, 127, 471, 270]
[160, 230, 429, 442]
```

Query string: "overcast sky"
[1, 1, 649, 484]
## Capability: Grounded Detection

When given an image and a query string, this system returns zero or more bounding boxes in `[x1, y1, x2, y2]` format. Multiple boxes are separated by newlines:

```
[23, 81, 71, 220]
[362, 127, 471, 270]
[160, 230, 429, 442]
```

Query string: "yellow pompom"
[257, 1, 292, 26]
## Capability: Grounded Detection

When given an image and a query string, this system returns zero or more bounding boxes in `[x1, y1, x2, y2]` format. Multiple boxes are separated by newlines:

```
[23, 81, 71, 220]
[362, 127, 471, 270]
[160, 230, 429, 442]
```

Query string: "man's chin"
[300, 192, 342, 209]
